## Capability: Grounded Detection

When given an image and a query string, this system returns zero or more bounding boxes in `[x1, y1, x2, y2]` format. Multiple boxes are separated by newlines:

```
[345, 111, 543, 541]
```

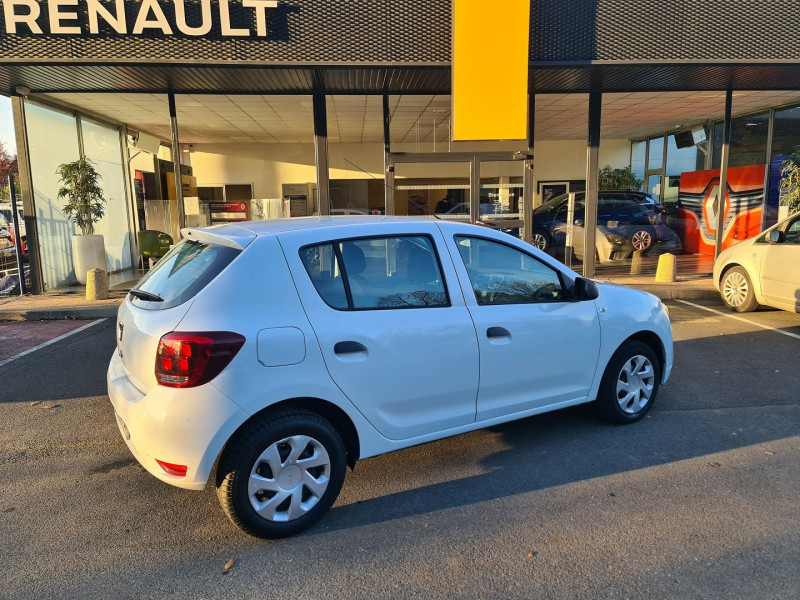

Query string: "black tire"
[720, 266, 760, 313]
[216, 411, 347, 539]
[531, 228, 551, 252]
[629, 225, 655, 253]
[596, 341, 661, 424]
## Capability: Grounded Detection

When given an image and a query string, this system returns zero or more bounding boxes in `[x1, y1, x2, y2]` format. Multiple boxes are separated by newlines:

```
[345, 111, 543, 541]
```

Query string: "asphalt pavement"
[0, 301, 798, 599]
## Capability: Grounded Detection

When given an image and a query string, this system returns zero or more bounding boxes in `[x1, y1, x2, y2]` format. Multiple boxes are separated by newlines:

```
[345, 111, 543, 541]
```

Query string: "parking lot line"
[0, 318, 107, 367]
[676, 300, 800, 341]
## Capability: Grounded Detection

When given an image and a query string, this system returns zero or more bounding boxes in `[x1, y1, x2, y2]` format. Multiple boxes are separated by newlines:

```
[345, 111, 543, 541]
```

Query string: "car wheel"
[720, 266, 760, 312]
[531, 229, 551, 252]
[216, 411, 347, 539]
[629, 226, 654, 252]
[596, 341, 660, 424]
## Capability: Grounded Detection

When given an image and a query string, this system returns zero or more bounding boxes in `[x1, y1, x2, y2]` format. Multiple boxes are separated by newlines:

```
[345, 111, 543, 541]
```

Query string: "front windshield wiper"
[128, 289, 164, 302]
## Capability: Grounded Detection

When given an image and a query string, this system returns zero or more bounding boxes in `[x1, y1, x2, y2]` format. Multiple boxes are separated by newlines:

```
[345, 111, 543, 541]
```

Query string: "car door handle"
[486, 327, 511, 339]
[334, 341, 368, 354]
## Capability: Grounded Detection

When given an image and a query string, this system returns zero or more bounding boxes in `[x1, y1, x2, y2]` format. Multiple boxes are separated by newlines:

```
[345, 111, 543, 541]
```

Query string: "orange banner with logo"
[452, 0, 530, 141]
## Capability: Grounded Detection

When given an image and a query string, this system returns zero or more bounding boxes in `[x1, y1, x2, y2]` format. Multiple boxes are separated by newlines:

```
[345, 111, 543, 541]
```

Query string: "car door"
[760, 214, 800, 310]
[445, 232, 602, 421]
[282, 225, 480, 441]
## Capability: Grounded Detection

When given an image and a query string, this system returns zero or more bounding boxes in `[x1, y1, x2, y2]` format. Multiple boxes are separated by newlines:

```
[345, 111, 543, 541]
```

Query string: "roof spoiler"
[181, 225, 256, 250]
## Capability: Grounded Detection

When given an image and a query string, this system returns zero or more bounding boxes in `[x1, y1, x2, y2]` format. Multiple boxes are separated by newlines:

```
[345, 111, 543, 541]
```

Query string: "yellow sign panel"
[452, 0, 531, 141]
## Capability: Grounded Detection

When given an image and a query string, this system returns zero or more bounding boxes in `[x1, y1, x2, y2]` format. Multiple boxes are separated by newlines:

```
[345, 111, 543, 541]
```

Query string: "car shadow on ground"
[310, 326, 800, 536]
[314, 403, 796, 537]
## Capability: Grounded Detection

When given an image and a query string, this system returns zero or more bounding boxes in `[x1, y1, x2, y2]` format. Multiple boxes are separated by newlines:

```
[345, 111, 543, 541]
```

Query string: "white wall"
[162, 138, 632, 203]
[188, 144, 316, 198]
[532, 138, 631, 195]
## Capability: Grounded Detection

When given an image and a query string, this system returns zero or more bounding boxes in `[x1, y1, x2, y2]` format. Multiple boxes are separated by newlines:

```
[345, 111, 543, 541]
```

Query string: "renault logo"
[118, 322, 124, 341]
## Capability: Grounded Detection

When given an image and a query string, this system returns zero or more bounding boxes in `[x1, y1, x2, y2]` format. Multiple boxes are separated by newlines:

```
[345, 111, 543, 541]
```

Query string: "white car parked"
[108, 216, 673, 538]
[714, 211, 800, 313]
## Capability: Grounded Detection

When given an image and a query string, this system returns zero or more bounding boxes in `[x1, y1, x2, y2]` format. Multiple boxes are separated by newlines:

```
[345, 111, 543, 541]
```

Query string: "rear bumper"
[107, 349, 248, 490]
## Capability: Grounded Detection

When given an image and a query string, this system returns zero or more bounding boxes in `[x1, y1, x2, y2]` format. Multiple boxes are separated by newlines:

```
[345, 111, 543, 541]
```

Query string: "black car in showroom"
[531, 191, 678, 261]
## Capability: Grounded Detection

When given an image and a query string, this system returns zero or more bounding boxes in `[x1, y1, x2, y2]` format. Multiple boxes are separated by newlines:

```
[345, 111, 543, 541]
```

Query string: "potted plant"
[56, 158, 107, 284]
[780, 146, 800, 220]
[598, 165, 644, 191]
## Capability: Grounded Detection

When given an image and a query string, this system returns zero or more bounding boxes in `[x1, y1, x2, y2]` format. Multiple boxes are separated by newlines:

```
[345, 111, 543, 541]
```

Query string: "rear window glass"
[131, 239, 240, 309]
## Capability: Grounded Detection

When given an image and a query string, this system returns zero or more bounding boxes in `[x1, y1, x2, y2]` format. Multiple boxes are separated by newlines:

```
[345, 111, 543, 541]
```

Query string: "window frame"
[299, 233, 452, 311]
[452, 234, 568, 306]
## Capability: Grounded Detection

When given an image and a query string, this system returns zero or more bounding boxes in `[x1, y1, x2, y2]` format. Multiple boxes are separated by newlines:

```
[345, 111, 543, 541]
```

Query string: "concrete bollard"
[86, 267, 109, 300]
[654, 253, 677, 283]
[630, 250, 644, 275]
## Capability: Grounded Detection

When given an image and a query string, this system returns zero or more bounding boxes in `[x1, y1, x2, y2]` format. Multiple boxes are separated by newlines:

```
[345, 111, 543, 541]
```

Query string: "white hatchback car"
[714, 211, 800, 313]
[108, 217, 673, 538]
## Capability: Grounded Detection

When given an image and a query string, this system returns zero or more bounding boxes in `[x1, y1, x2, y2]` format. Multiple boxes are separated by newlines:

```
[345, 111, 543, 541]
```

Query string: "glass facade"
[81, 118, 132, 274]
[648, 136, 664, 171]
[710, 108, 769, 248]
[327, 95, 385, 215]
[769, 105, 800, 226]
[24, 102, 131, 289]
[394, 161, 470, 217]
[14, 90, 800, 288]
[173, 94, 317, 233]
[631, 141, 646, 188]
[25, 102, 81, 289]
[664, 131, 705, 214]
[712, 111, 769, 169]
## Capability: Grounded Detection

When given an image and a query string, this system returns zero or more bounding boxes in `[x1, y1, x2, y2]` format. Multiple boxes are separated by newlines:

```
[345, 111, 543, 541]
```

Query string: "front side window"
[783, 216, 800, 244]
[301, 235, 448, 310]
[455, 236, 564, 305]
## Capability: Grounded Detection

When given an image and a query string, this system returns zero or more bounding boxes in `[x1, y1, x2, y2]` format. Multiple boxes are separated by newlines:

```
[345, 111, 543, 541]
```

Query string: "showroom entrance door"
[387, 152, 533, 242]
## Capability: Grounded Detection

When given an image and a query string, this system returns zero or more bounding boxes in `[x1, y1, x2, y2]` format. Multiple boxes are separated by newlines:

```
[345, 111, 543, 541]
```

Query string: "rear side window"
[299, 244, 348, 309]
[132, 239, 240, 309]
[300, 235, 449, 310]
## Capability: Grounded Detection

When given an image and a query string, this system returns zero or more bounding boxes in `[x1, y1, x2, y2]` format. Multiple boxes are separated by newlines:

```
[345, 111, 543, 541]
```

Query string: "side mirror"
[574, 277, 600, 301]
[767, 230, 784, 244]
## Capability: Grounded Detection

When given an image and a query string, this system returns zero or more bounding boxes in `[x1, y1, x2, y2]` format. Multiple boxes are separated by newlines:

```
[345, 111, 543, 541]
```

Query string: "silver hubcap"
[722, 271, 748, 307]
[532, 233, 547, 250]
[248, 435, 331, 522]
[616, 355, 655, 414]
[631, 230, 652, 251]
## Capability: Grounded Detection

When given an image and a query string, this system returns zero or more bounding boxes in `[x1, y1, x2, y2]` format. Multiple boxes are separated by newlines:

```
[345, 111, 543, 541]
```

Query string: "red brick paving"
[0, 320, 93, 362]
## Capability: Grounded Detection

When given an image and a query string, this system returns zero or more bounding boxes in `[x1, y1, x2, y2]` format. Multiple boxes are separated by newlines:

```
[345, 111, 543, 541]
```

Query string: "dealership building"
[2, 0, 800, 293]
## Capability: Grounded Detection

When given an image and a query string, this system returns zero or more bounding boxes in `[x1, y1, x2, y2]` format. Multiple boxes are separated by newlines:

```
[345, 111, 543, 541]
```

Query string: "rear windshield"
[131, 239, 240, 309]
[533, 194, 569, 214]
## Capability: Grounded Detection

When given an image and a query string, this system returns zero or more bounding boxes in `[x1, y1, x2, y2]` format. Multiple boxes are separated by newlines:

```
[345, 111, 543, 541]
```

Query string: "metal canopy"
[0, 65, 451, 96]
[5, 63, 800, 97]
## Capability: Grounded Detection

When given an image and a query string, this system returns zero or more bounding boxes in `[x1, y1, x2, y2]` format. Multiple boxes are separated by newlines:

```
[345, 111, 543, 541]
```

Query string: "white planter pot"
[72, 234, 106, 285]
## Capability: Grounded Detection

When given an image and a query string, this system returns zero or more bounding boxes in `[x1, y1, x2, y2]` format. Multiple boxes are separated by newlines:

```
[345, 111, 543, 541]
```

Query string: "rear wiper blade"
[128, 289, 164, 302]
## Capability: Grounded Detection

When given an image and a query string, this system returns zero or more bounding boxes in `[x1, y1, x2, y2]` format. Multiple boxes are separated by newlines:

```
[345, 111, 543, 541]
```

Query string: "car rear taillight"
[155, 331, 245, 388]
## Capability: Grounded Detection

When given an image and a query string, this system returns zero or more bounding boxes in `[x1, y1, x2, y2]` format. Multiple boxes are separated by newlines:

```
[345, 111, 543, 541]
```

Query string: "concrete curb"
[615, 284, 720, 302]
[0, 304, 121, 321]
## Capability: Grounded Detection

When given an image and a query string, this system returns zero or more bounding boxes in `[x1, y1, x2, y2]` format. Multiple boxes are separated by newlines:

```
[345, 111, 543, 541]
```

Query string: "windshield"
[132, 239, 240, 309]
[533, 193, 572, 214]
